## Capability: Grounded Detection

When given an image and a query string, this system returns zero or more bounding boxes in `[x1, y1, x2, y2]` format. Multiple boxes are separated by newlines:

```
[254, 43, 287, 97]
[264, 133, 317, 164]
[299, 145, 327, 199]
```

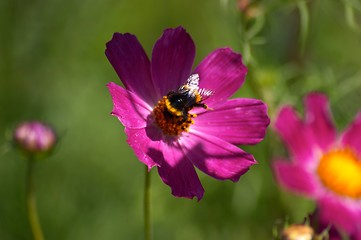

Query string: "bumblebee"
[165, 74, 213, 121]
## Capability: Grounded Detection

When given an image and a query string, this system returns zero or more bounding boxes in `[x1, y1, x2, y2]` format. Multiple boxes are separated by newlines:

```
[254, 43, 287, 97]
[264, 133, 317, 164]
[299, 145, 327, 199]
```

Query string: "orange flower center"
[317, 148, 361, 199]
[152, 96, 196, 136]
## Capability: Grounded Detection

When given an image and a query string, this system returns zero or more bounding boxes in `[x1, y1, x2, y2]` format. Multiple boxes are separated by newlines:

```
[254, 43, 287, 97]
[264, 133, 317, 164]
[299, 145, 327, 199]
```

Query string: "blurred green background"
[1, 0, 361, 239]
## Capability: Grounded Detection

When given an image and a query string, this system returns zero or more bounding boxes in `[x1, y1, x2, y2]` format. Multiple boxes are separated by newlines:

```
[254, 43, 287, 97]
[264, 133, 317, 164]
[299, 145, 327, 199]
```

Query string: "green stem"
[297, 0, 309, 56]
[239, 10, 264, 101]
[247, 66, 264, 100]
[144, 166, 151, 240]
[26, 158, 45, 240]
[239, 12, 252, 65]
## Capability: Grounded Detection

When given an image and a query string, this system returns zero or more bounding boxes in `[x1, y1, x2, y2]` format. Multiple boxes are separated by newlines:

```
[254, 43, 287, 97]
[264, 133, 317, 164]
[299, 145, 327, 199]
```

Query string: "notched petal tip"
[228, 154, 257, 182]
[304, 92, 336, 151]
[157, 143, 205, 200]
[274, 105, 304, 137]
[274, 105, 316, 163]
[220, 47, 248, 69]
[105, 33, 141, 63]
[151, 25, 196, 95]
[170, 187, 205, 201]
[159, 168, 205, 200]
[304, 91, 328, 102]
[195, 47, 248, 105]
[274, 106, 296, 130]
[105, 32, 156, 104]
[161, 25, 187, 35]
[106, 32, 135, 48]
[182, 133, 257, 182]
[252, 99, 271, 141]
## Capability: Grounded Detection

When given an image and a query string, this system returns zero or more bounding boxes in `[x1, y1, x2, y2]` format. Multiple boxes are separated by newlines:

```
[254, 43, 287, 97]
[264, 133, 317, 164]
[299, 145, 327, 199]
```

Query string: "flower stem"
[144, 165, 151, 240]
[26, 158, 45, 240]
[297, 0, 309, 56]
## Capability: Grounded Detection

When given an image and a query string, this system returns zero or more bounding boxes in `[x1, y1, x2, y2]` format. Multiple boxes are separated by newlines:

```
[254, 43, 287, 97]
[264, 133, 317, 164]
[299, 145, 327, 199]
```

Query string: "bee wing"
[183, 73, 214, 101]
[185, 74, 200, 88]
[178, 73, 199, 93]
[198, 88, 214, 101]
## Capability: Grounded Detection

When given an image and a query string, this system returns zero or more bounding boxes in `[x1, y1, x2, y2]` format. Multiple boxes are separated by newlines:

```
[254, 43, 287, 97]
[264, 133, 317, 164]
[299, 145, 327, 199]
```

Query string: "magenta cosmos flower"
[273, 93, 361, 238]
[106, 26, 269, 200]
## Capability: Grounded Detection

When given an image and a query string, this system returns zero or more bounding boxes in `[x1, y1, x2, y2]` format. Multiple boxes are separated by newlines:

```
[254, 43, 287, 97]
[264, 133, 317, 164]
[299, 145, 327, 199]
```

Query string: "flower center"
[317, 148, 361, 199]
[152, 96, 196, 136]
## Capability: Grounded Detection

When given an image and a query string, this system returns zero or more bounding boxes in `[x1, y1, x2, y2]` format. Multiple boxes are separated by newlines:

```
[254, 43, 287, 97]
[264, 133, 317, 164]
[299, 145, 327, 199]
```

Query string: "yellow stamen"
[152, 96, 196, 136]
[317, 148, 361, 199]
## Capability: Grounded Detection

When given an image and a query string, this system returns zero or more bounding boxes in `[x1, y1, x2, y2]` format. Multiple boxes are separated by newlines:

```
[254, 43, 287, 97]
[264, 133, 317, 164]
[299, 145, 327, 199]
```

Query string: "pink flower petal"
[273, 160, 319, 196]
[105, 33, 158, 105]
[318, 196, 361, 235]
[125, 126, 163, 169]
[310, 211, 343, 240]
[305, 93, 336, 151]
[341, 112, 361, 156]
[194, 48, 247, 106]
[107, 82, 152, 129]
[192, 98, 270, 145]
[181, 132, 256, 181]
[156, 141, 204, 200]
[275, 106, 316, 164]
[352, 227, 361, 240]
[151, 26, 195, 97]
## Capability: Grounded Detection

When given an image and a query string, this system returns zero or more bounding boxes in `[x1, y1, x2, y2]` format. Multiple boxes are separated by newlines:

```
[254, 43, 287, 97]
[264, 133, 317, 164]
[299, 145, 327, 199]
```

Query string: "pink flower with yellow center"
[106, 26, 270, 200]
[273, 92, 361, 238]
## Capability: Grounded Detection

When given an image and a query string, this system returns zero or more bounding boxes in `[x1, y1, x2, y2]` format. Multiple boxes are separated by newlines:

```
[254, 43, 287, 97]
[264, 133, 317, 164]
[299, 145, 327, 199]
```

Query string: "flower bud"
[13, 121, 56, 156]
[237, 0, 250, 12]
[281, 224, 314, 240]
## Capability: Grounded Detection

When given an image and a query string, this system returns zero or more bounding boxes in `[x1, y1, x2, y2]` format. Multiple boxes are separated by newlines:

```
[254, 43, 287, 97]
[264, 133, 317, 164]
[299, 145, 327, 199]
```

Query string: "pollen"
[317, 148, 361, 199]
[152, 96, 195, 136]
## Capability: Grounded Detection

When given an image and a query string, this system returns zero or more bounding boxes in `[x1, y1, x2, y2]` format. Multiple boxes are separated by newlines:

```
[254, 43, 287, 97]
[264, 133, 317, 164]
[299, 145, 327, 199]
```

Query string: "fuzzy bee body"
[165, 74, 213, 121]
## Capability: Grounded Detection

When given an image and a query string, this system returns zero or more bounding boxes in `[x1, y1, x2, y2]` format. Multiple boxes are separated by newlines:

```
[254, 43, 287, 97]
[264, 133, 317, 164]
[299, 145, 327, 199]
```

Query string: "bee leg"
[182, 112, 188, 122]
[194, 103, 209, 109]
[198, 103, 213, 111]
